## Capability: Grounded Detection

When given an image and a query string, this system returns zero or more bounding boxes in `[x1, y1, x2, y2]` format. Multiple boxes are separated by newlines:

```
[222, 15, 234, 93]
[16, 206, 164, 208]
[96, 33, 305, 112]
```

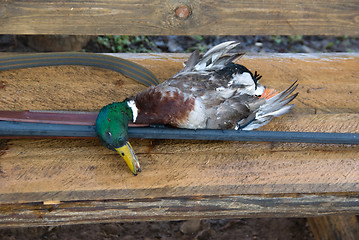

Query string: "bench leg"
[308, 215, 359, 240]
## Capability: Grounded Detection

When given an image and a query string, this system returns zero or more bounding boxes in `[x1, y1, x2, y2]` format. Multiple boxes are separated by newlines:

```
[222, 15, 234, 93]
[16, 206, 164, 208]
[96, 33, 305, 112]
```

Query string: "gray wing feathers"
[173, 41, 242, 77]
[241, 81, 298, 130]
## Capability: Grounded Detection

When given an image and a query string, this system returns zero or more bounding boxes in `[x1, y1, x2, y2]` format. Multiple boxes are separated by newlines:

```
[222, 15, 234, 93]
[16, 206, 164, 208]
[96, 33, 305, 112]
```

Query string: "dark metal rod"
[0, 121, 97, 138]
[130, 127, 359, 145]
[0, 121, 358, 145]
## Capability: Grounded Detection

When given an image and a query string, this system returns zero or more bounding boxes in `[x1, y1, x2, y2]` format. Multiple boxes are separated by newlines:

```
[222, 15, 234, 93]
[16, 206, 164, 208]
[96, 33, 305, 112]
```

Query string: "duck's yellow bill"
[115, 142, 141, 175]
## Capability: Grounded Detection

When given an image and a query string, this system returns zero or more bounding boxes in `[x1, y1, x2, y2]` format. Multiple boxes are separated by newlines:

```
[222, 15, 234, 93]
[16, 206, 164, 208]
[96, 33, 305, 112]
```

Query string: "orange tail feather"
[259, 88, 278, 99]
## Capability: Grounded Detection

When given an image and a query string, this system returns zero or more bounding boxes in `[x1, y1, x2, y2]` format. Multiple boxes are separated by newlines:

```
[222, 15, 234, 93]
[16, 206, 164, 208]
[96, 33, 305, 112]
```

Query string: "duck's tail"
[240, 81, 299, 130]
[174, 41, 243, 77]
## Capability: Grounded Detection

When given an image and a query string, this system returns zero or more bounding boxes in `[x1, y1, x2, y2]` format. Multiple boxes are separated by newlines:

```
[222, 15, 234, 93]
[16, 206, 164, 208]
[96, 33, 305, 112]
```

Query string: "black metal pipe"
[0, 121, 97, 138]
[0, 121, 358, 145]
[130, 127, 359, 145]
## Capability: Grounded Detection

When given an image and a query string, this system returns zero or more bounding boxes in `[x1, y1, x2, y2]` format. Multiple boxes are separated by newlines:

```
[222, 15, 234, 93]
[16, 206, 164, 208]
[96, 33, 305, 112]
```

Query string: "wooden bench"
[1, 1, 359, 238]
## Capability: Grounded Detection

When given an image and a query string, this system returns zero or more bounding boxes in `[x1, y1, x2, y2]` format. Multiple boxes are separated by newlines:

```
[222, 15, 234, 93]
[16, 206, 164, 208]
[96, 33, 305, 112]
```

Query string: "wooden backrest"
[1, 0, 359, 35]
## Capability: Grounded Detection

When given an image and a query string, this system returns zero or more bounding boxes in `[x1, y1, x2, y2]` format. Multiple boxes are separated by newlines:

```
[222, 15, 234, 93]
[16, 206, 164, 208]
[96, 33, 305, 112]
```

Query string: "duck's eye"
[106, 131, 112, 138]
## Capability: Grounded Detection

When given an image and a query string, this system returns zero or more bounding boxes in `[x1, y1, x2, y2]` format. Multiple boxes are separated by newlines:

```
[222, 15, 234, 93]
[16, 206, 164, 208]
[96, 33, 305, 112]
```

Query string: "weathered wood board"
[1, 194, 359, 228]
[1, 0, 359, 35]
[308, 215, 359, 240]
[0, 53, 358, 226]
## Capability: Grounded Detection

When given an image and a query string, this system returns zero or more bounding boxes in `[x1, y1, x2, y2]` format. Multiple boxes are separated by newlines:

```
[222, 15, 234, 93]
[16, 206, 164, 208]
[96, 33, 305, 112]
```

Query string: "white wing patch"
[229, 72, 253, 87]
[228, 72, 257, 95]
[254, 84, 265, 96]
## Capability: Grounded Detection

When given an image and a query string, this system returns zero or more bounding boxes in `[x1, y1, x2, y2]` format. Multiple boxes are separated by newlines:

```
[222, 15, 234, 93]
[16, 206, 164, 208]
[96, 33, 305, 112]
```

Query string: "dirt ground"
[1, 35, 357, 239]
[0, 218, 314, 240]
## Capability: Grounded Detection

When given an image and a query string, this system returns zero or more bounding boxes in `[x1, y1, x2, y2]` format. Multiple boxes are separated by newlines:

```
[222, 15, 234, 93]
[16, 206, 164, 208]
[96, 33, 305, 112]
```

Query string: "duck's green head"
[95, 101, 141, 175]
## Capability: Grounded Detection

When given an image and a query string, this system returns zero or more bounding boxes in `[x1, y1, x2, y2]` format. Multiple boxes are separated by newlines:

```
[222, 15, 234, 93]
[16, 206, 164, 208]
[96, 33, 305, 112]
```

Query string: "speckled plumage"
[131, 41, 298, 130]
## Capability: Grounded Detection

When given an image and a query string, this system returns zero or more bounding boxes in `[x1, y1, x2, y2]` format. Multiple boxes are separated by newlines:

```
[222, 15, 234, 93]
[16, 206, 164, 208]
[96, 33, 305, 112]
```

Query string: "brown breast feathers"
[134, 87, 195, 127]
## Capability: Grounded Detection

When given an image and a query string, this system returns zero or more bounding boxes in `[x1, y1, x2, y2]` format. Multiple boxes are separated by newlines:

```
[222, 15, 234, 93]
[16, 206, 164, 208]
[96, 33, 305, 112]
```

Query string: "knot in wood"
[175, 5, 191, 19]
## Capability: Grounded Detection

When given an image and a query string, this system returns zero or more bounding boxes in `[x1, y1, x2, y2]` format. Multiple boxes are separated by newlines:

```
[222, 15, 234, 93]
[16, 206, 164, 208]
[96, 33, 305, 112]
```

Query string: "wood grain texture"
[308, 215, 359, 240]
[1, 0, 359, 35]
[1, 194, 359, 228]
[0, 53, 358, 226]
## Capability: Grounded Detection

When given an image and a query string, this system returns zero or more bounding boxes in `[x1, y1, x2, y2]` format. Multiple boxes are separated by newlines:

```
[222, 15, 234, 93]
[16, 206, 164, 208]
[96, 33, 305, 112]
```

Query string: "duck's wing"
[238, 81, 299, 130]
[205, 81, 298, 130]
[174, 41, 244, 77]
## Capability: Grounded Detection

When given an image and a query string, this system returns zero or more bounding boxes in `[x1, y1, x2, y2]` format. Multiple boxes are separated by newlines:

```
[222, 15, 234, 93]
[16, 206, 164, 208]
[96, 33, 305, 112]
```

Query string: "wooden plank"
[0, 53, 358, 226]
[1, 0, 359, 35]
[1, 194, 359, 228]
[308, 215, 359, 240]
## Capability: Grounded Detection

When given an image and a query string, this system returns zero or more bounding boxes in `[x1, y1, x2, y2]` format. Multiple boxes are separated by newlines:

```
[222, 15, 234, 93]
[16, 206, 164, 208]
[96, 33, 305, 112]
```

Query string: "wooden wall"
[1, 0, 359, 35]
